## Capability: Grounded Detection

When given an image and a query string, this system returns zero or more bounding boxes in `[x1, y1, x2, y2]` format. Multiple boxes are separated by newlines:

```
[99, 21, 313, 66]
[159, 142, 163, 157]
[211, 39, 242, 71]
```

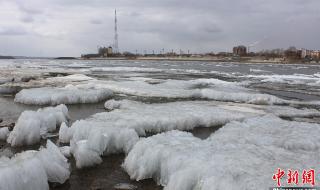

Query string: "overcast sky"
[0, 0, 319, 57]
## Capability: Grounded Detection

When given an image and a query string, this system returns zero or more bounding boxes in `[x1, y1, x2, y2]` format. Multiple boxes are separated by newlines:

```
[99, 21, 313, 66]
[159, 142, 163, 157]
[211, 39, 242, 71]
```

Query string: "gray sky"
[0, 0, 319, 57]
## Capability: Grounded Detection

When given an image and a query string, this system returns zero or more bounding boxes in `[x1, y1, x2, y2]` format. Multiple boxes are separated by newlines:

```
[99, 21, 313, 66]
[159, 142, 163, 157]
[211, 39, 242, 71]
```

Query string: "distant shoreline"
[80, 56, 319, 65]
[1, 56, 319, 65]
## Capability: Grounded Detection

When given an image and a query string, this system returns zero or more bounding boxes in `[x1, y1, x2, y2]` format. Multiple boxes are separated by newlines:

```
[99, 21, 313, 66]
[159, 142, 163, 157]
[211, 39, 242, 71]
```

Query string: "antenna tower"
[114, 9, 119, 53]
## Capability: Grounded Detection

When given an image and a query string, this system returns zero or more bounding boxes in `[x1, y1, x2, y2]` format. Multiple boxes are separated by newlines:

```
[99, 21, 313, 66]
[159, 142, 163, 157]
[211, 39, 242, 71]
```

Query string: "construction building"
[233, 46, 247, 56]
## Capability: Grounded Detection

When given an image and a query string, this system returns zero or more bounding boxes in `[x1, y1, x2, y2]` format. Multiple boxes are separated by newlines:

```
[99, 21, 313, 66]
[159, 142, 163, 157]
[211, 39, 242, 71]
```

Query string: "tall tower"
[114, 9, 119, 53]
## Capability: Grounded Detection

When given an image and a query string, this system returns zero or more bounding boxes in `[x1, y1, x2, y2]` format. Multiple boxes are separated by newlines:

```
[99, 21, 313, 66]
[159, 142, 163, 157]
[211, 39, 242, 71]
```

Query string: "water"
[0, 59, 319, 189]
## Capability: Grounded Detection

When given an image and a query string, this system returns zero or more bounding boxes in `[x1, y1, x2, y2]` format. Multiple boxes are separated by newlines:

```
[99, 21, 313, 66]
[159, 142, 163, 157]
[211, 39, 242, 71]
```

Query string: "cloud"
[0, 26, 28, 35]
[0, 0, 319, 56]
[20, 15, 35, 23]
[90, 19, 103, 25]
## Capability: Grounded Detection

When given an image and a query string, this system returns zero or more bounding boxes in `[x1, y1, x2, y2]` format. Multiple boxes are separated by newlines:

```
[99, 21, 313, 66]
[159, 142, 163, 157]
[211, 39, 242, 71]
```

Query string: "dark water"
[52, 154, 162, 190]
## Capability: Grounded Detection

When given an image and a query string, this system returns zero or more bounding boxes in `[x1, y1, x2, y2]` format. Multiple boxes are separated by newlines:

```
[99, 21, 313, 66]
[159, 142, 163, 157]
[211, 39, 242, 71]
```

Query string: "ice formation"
[0, 127, 9, 141]
[60, 100, 266, 168]
[63, 121, 139, 168]
[7, 104, 69, 146]
[48, 74, 95, 82]
[246, 73, 320, 86]
[14, 84, 113, 105]
[90, 67, 163, 72]
[194, 88, 283, 105]
[0, 140, 70, 190]
[90, 100, 261, 136]
[59, 146, 71, 158]
[123, 115, 320, 190]
[104, 99, 122, 110]
[89, 77, 285, 105]
[104, 99, 140, 110]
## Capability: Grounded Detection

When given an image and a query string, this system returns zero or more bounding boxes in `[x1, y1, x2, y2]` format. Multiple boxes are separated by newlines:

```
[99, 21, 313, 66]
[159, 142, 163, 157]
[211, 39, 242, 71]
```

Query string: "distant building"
[284, 48, 301, 60]
[311, 50, 320, 60]
[98, 46, 113, 57]
[301, 49, 311, 59]
[233, 46, 247, 56]
[107, 46, 113, 55]
[300, 49, 319, 60]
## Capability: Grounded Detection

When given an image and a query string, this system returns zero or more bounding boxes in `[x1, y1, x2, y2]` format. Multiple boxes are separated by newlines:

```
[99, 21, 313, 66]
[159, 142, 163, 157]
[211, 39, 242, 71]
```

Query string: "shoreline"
[79, 56, 319, 65]
[1, 56, 319, 65]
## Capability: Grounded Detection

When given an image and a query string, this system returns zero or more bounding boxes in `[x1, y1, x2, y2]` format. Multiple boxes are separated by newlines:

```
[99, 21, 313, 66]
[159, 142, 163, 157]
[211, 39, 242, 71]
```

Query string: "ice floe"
[7, 104, 69, 146]
[246, 73, 320, 86]
[90, 67, 163, 72]
[0, 140, 69, 190]
[123, 115, 320, 190]
[88, 77, 285, 105]
[46, 74, 95, 82]
[60, 100, 266, 168]
[14, 84, 113, 105]
[91, 100, 262, 136]
[0, 127, 9, 141]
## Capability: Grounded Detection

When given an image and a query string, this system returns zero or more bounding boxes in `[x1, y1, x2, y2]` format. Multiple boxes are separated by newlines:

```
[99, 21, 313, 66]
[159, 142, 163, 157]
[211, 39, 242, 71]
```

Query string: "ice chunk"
[0, 140, 69, 190]
[49, 74, 95, 82]
[62, 120, 139, 168]
[70, 140, 102, 168]
[0, 148, 14, 158]
[0, 127, 9, 141]
[59, 146, 71, 158]
[195, 88, 283, 105]
[104, 99, 140, 110]
[114, 183, 138, 190]
[104, 99, 122, 110]
[123, 115, 320, 190]
[7, 105, 69, 146]
[37, 141, 70, 183]
[59, 122, 72, 143]
[14, 84, 113, 105]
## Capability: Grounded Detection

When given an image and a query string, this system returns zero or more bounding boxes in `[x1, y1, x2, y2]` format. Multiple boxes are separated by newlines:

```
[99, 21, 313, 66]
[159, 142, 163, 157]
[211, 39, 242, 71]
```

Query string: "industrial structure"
[81, 9, 118, 58]
[233, 45, 247, 56]
[113, 9, 119, 54]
